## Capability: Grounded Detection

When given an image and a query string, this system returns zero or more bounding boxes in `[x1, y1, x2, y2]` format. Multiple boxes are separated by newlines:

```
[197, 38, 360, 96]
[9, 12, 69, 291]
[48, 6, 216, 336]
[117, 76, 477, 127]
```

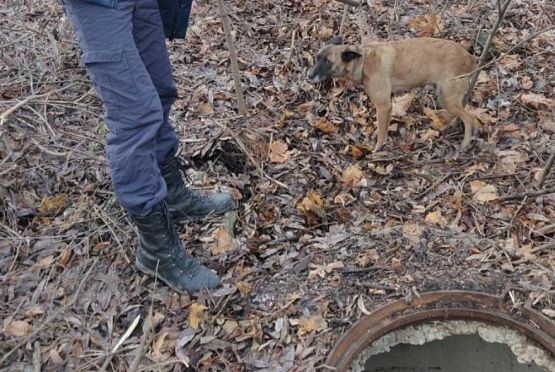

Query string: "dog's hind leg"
[438, 79, 477, 151]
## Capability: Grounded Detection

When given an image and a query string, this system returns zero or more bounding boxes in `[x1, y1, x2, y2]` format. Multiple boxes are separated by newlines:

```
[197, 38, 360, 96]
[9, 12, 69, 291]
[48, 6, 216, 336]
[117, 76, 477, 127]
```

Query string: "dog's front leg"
[367, 87, 392, 152]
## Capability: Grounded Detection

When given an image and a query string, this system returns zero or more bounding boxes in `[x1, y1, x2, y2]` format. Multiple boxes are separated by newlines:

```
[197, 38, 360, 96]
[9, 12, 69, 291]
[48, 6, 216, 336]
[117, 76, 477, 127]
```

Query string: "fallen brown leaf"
[313, 117, 338, 134]
[3, 318, 31, 337]
[392, 93, 416, 117]
[470, 180, 498, 203]
[341, 164, 363, 188]
[189, 303, 207, 329]
[297, 315, 328, 335]
[408, 13, 443, 37]
[268, 140, 289, 163]
[235, 281, 252, 295]
[425, 210, 447, 227]
[211, 227, 236, 256]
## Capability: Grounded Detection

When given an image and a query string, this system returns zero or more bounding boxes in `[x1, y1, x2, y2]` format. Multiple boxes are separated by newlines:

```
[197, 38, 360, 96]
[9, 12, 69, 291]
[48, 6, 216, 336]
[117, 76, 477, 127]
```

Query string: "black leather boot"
[131, 201, 220, 293]
[161, 156, 235, 222]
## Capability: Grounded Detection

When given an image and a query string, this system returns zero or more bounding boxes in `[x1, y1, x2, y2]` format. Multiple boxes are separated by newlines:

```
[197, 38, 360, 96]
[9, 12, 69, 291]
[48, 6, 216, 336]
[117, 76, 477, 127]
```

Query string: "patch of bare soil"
[1, 0, 554, 370]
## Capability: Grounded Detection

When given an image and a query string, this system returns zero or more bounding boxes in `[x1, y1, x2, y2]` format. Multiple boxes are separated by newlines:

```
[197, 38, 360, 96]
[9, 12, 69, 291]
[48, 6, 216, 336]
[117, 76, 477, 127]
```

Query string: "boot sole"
[171, 207, 236, 224]
[135, 259, 214, 295]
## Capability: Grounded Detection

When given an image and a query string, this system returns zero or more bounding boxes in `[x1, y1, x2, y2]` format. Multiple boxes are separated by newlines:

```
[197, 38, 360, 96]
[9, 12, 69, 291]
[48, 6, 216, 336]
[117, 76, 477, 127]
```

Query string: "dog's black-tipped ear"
[329, 36, 343, 45]
[341, 50, 362, 63]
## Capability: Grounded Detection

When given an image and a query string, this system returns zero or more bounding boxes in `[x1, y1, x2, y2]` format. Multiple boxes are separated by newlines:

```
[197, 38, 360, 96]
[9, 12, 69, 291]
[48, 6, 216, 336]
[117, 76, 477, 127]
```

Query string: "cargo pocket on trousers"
[81, 50, 138, 109]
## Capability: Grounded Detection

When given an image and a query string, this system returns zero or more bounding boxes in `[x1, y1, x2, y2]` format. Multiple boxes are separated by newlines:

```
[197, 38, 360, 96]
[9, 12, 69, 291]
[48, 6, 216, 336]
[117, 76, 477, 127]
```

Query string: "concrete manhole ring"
[326, 290, 555, 371]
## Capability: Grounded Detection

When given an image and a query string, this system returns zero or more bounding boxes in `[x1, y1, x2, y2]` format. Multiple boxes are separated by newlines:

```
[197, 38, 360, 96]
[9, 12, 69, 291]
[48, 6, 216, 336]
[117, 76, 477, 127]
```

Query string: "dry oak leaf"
[408, 13, 443, 37]
[38, 193, 66, 214]
[425, 210, 447, 227]
[470, 180, 498, 203]
[297, 191, 325, 218]
[235, 281, 252, 295]
[211, 226, 235, 256]
[495, 150, 526, 173]
[308, 261, 344, 279]
[520, 93, 554, 109]
[3, 318, 31, 337]
[392, 93, 416, 117]
[341, 164, 363, 188]
[268, 140, 289, 163]
[313, 117, 338, 134]
[188, 303, 207, 329]
[423, 107, 446, 130]
[402, 223, 424, 243]
[298, 315, 328, 335]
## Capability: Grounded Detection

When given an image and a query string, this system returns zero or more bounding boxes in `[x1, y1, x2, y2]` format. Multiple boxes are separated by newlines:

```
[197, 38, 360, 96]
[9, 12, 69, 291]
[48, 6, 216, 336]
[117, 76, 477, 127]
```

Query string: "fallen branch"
[538, 153, 555, 188]
[456, 24, 555, 82]
[497, 187, 555, 202]
[531, 242, 555, 254]
[0, 83, 78, 126]
[463, 0, 511, 106]
[1, 258, 98, 365]
[216, 0, 246, 116]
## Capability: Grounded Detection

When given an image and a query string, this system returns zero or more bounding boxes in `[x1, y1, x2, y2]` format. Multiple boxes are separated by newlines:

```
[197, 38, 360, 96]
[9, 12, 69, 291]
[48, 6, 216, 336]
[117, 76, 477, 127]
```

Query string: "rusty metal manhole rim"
[326, 290, 555, 371]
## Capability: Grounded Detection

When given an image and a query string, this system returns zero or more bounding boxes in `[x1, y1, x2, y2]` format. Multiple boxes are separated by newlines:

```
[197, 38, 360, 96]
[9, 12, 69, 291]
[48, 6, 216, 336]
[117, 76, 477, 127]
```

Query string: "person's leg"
[131, 0, 179, 164]
[132, 0, 235, 221]
[62, 0, 219, 293]
[63, 0, 165, 217]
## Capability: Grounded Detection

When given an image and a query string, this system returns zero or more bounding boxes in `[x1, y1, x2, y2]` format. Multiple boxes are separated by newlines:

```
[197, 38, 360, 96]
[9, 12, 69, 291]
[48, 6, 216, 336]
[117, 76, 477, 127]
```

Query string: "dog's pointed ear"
[329, 36, 343, 45]
[341, 50, 362, 63]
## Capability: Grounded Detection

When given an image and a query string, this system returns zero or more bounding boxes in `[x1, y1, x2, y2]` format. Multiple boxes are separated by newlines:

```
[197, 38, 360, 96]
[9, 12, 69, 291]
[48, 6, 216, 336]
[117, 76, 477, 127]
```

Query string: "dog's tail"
[468, 29, 497, 62]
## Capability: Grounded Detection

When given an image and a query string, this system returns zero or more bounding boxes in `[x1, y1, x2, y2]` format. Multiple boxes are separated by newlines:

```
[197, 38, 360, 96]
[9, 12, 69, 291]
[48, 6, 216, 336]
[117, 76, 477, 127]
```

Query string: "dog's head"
[307, 37, 363, 83]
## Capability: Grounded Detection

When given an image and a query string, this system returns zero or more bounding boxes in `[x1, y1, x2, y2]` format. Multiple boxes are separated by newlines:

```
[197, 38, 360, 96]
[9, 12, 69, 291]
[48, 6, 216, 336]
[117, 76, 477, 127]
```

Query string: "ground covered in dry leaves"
[1, 0, 554, 370]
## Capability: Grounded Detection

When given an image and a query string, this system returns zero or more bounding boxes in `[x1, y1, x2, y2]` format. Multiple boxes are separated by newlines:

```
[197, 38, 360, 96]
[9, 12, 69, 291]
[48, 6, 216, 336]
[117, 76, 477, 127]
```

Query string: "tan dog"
[308, 37, 478, 151]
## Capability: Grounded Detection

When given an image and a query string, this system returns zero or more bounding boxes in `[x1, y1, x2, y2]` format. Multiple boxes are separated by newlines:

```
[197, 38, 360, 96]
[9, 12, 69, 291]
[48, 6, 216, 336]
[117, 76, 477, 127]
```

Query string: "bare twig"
[531, 241, 555, 254]
[356, 2, 370, 43]
[457, 24, 555, 84]
[1, 258, 98, 366]
[538, 153, 555, 188]
[335, 0, 361, 6]
[216, 0, 246, 115]
[212, 120, 290, 190]
[463, 0, 511, 106]
[99, 314, 141, 371]
[0, 83, 78, 125]
[497, 187, 555, 202]
[338, 3, 349, 37]
[284, 29, 296, 67]
[129, 262, 159, 371]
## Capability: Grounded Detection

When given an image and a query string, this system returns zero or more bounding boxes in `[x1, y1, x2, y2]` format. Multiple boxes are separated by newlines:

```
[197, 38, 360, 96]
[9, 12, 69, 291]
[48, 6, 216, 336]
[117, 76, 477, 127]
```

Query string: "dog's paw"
[460, 140, 472, 152]
[373, 142, 384, 153]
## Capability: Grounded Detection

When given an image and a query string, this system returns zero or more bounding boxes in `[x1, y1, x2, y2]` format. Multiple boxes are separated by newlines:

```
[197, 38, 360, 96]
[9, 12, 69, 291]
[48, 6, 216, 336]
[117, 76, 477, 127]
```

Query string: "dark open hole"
[364, 333, 544, 372]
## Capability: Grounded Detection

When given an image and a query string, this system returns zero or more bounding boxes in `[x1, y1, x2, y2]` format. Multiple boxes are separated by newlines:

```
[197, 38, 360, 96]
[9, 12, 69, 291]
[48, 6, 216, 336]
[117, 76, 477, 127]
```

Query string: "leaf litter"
[1, 0, 554, 370]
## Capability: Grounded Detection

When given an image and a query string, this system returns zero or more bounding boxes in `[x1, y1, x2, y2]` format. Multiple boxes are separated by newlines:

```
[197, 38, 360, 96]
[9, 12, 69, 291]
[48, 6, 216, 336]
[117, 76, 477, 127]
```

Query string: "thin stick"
[212, 120, 290, 190]
[335, 0, 361, 6]
[1, 259, 98, 365]
[497, 187, 555, 202]
[0, 83, 78, 126]
[129, 262, 159, 371]
[216, 0, 246, 116]
[531, 242, 555, 254]
[456, 24, 555, 83]
[338, 3, 349, 37]
[538, 153, 555, 188]
[463, 0, 511, 106]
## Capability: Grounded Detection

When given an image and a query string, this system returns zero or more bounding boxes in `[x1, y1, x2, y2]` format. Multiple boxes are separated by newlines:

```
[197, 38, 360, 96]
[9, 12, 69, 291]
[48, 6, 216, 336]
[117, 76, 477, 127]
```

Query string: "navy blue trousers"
[63, 0, 180, 216]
